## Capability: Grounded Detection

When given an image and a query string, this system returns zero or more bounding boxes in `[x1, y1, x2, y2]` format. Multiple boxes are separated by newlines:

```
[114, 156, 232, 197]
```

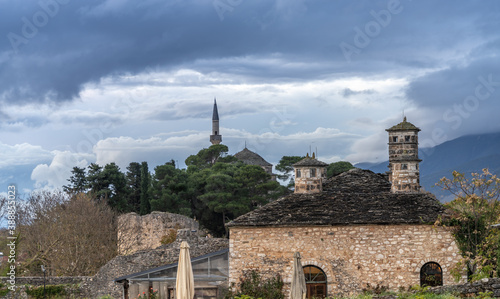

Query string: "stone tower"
[386, 117, 421, 193]
[293, 153, 328, 194]
[210, 98, 222, 145]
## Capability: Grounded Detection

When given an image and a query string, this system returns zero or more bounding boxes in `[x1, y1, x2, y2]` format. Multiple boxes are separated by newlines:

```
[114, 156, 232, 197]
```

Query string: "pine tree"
[63, 166, 87, 194]
[139, 161, 151, 215]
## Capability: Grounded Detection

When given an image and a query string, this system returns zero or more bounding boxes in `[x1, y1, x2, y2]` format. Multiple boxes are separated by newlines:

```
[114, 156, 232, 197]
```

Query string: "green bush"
[226, 270, 284, 299]
[25, 285, 66, 299]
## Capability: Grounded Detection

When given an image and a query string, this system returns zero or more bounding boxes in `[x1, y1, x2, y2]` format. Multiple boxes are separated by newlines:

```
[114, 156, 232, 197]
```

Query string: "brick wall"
[229, 224, 464, 297]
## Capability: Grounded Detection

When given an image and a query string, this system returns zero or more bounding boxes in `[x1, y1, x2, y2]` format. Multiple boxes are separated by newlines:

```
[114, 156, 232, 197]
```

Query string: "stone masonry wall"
[387, 130, 420, 193]
[118, 211, 199, 255]
[431, 277, 500, 297]
[229, 224, 464, 297]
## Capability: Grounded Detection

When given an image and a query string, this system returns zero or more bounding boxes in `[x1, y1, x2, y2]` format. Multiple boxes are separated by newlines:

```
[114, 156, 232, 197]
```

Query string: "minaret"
[210, 98, 222, 145]
[386, 117, 421, 193]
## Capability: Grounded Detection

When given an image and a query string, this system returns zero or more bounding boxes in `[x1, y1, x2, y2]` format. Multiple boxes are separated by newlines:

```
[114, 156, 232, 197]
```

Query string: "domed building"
[234, 147, 275, 179]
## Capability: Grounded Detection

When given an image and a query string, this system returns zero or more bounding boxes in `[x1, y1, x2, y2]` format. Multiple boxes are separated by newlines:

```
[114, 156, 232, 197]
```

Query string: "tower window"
[296, 169, 301, 178]
[401, 164, 408, 170]
[405, 136, 410, 142]
[392, 136, 398, 142]
[215, 131, 218, 135]
[310, 168, 316, 177]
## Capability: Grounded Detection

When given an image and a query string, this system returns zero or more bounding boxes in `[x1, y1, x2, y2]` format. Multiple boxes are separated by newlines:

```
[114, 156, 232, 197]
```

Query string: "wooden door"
[306, 283, 326, 298]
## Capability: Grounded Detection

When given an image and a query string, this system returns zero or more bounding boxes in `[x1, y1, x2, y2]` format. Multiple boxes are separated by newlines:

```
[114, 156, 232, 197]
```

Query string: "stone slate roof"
[386, 117, 420, 131]
[234, 148, 272, 167]
[227, 168, 443, 227]
[293, 157, 329, 167]
[323, 168, 391, 193]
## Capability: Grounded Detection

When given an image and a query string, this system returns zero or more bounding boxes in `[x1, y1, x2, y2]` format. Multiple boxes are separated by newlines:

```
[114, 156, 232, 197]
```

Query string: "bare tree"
[17, 191, 117, 276]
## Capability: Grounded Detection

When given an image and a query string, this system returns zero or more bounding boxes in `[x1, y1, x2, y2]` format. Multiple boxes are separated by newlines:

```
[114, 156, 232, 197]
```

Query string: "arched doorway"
[303, 265, 327, 298]
[420, 262, 443, 287]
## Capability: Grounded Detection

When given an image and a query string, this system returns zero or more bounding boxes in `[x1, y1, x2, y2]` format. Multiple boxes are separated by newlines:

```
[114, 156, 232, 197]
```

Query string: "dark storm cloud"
[406, 37, 500, 137]
[0, 0, 499, 105]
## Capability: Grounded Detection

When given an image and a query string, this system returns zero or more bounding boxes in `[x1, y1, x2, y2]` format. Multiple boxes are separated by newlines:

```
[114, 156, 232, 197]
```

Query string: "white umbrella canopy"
[290, 252, 307, 299]
[176, 241, 195, 299]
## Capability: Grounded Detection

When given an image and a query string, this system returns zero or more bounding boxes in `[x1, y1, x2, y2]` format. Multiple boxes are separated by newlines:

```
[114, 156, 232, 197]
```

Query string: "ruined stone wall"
[118, 211, 200, 255]
[431, 277, 500, 297]
[229, 224, 464, 297]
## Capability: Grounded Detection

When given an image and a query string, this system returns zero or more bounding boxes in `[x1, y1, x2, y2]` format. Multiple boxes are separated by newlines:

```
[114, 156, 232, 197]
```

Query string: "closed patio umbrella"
[176, 241, 195, 299]
[290, 252, 307, 299]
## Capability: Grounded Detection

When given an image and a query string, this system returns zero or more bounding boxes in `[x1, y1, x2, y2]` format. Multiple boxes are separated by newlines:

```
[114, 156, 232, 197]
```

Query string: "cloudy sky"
[1, 0, 499, 194]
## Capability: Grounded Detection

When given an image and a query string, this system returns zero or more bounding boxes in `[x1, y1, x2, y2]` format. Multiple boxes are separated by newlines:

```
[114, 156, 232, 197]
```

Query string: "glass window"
[420, 262, 443, 287]
[310, 168, 316, 177]
[303, 266, 327, 299]
[405, 135, 410, 142]
[392, 136, 398, 142]
[296, 169, 301, 178]
[195, 288, 218, 299]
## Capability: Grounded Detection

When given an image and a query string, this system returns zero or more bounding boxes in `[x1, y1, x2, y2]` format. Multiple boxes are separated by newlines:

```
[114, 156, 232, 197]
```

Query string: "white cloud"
[31, 151, 92, 189]
[346, 131, 387, 164]
[0, 142, 53, 167]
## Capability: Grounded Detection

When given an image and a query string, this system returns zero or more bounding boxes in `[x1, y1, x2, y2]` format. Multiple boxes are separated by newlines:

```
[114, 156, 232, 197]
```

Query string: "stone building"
[234, 147, 275, 179]
[227, 118, 464, 298]
[211, 99, 276, 179]
[386, 117, 421, 193]
[293, 153, 328, 194]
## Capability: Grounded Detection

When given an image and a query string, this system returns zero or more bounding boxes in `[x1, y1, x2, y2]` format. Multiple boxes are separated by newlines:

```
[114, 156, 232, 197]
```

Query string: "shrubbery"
[25, 285, 66, 299]
[225, 270, 284, 299]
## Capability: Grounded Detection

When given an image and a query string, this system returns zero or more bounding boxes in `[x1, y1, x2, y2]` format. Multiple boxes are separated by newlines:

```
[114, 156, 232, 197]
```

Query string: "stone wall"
[229, 224, 464, 297]
[118, 211, 200, 255]
[431, 277, 500, 297]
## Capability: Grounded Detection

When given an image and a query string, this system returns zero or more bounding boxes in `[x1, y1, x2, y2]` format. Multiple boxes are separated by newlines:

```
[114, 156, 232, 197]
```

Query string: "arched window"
[303, 265, 327, 299]
[420, 262, 443, 287]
